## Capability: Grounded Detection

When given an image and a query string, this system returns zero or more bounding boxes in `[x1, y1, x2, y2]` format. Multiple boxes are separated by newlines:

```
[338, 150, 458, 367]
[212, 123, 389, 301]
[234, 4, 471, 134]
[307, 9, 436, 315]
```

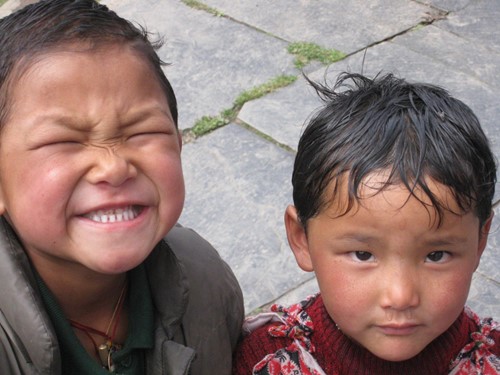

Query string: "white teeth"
[85, 206, 139, 223]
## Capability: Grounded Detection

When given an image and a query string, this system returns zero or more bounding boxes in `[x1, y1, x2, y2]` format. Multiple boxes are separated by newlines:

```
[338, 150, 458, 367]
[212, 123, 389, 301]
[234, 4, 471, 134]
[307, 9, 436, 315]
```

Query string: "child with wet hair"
[233, 72, 499, 374]
[0, 1, 243, 374]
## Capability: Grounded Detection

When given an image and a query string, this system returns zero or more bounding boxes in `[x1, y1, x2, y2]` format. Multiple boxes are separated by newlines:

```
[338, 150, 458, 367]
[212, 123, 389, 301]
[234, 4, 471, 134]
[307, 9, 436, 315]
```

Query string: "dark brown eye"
[426, 251, 450, 263]
[354, 251, 372, 261]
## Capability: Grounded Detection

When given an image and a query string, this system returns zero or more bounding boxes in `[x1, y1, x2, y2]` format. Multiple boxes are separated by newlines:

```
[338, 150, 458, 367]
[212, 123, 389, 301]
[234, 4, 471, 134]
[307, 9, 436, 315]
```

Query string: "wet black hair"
[292, 72, 497, 227]
[0, 0, 177, 127]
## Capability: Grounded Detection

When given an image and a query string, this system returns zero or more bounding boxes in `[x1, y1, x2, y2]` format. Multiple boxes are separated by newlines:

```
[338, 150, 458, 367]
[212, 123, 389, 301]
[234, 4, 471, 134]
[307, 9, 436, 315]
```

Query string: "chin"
[371, 347, 422, 362]
[90, 251, 151, 275]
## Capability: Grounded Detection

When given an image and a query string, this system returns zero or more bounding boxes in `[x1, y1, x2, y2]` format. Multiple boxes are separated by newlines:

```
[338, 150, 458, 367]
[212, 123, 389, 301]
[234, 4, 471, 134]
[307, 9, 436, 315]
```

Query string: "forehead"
[1, 44, 173, 139]
[323, 170, 466, 224]
[14, 44, 163, 100]
[311, 172, 482, 243]
[2, 42, 163, 123]
[10, 42, 158, 96]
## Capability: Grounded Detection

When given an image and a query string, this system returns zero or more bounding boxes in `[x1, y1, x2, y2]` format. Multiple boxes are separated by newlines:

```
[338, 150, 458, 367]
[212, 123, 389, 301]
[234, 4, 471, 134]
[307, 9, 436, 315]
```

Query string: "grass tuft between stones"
[288, 41, 346, 69]
[191, 74, 297, 136]
[181, 0, 224, 17]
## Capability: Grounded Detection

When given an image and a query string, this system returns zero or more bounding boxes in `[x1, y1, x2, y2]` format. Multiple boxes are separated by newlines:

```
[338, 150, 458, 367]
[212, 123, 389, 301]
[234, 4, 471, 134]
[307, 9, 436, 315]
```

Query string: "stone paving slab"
[392, 24, 500, 89]
[178, 123, 310, 312]
[437, 0, 500, 52]
[103, 0, 297, 130]
[0, 0, 36, 18]
[202, 0, 436, 55]
[426, 0, 472, 12]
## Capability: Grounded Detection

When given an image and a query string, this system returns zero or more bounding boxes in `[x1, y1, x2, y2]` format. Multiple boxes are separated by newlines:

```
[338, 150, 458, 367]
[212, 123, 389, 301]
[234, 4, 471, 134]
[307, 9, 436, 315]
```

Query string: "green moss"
[234, 75, 297, 108]
[192, 115, 227, 136]
[191, 74, 297, 136]
[181, 0, 224, 17]
[287, 41, 346, 69]
[411, 23, 426, 32]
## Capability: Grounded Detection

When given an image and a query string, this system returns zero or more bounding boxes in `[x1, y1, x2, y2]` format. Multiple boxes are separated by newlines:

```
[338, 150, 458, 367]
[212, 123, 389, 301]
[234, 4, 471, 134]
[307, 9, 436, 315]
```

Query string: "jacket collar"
[144, 235, 190, 337]
[0, 217, 61, 374]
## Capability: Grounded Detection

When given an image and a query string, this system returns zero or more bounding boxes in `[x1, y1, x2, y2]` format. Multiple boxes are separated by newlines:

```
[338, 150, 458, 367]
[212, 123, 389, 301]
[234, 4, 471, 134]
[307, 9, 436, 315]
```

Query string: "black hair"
[0, 0, 177, 127]
[292, 72, 497, 227]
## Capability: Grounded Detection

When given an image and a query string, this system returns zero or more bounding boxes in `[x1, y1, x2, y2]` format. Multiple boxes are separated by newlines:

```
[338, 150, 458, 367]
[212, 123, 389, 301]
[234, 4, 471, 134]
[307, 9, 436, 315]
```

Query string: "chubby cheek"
[315, 264, 370, 324]
[154, 157, 185, 229]
[429, 270, 472, 320]
[7, 161, 74, 235]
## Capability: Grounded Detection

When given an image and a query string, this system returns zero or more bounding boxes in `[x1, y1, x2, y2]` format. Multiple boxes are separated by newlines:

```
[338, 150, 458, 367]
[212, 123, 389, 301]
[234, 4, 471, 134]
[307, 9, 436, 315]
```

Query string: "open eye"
[425, 251, 451, 263]
[349, 251, 375, 262]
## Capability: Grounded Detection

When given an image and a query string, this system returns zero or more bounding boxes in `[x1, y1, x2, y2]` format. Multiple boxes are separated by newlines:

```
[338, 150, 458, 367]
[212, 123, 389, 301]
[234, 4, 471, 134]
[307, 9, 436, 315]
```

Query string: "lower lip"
[378, 325, 419, 336]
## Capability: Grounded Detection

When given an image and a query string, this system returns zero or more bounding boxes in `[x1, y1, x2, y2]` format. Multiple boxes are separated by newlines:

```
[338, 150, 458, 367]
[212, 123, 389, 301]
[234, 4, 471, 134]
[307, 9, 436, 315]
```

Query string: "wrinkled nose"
[86, 147, 137, 187]
[380, 266, 420, 312]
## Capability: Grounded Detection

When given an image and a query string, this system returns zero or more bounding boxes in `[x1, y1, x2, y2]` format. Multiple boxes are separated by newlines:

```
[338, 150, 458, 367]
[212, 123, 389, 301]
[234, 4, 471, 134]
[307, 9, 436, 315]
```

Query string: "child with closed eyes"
[0, 1, 243, 374]
[233, 72, 500, 375]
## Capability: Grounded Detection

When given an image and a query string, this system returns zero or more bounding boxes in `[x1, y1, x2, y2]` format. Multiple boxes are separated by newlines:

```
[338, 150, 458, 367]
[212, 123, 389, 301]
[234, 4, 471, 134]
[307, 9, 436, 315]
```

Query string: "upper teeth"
[85, 206, 139, 223]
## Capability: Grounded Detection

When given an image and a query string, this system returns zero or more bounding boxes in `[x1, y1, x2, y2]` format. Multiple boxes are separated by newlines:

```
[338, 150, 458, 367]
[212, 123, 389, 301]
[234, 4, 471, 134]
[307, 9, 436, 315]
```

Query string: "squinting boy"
[233, 72, 499, 374]
[0, 0, 243, 374]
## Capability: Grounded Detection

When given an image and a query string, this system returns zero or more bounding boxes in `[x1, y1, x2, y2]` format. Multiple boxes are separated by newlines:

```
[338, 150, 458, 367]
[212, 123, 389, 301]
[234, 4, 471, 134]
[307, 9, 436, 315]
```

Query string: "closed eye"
[32, 139, 83, 150]
[127, 130, 173, 140]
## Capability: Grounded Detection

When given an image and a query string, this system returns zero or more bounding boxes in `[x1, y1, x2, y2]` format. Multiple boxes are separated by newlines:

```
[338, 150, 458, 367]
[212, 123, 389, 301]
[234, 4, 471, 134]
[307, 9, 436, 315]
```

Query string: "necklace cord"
[69, 280, 128, 369]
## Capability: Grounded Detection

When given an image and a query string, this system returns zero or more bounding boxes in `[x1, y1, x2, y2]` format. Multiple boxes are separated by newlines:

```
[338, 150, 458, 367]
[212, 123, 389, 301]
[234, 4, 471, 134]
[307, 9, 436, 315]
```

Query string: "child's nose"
[86, 147, 137, 187]
[380, 266, 420, 311]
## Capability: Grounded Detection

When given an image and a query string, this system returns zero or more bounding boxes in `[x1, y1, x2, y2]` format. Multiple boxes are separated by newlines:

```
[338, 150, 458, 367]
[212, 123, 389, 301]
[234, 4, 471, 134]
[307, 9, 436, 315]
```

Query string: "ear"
[284, 205, 314, 272]
[475, 212, 494, 270]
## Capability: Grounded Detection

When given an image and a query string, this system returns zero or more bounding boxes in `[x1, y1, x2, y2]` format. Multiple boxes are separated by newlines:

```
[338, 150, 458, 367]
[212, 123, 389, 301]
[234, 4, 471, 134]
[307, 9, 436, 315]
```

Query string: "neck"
[31, 254, 126, 319]
[32, 256, 130, 362]
[69, 277, 129, 368]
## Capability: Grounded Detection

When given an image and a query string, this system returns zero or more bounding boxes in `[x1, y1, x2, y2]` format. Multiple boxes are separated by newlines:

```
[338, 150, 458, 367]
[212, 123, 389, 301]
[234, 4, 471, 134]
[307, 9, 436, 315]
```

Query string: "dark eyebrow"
[423, 237, 466, 247]
[336, 233, 377, 243]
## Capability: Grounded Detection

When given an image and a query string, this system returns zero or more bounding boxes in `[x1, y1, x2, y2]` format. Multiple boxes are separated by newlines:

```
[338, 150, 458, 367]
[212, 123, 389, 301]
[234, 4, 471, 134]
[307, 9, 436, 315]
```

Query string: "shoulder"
[233, 294, 323, 374]
[449, 308, 500, 373]
[148, 224, 244, 373]
[463, 308, 500, 354]
[146, 224, 243, 316]
[162, 224, 243, 299]
[233, 319, 289, 374]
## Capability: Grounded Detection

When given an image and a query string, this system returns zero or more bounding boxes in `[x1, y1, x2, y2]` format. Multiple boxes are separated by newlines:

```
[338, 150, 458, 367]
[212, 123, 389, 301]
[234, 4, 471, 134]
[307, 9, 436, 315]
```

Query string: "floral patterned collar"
[243, 295, 499, 375]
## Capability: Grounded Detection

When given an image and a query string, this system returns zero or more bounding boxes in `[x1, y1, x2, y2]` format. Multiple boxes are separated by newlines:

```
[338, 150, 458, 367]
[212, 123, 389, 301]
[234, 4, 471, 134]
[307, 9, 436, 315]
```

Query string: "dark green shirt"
[36, 264, 154, 375]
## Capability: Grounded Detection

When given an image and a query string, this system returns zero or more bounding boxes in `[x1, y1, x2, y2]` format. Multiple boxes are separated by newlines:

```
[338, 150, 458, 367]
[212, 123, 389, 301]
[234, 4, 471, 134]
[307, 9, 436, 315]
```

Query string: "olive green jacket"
[0, 219, 244, 375]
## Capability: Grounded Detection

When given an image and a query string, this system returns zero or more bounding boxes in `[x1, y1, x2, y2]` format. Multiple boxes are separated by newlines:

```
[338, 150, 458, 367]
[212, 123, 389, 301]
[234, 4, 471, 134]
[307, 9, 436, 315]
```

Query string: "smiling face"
[285, 172, 491, 361]
[0, 45, 184, 277]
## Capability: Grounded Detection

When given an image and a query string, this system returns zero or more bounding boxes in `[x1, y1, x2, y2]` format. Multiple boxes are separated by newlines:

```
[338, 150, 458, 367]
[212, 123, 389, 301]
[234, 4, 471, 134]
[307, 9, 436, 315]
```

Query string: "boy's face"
[285, 172, 491, 361]
[0, 45, 184, 276]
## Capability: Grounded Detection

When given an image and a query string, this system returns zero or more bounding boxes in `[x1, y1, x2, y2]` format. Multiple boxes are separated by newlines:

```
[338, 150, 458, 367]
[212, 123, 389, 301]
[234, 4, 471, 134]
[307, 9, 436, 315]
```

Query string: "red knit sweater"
[233, 295, 500, 375]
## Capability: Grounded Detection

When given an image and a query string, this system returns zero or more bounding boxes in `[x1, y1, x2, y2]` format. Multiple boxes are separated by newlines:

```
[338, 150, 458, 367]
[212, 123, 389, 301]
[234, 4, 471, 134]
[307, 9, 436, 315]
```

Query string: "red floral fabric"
[248, 296, 499, 375]
[448, 307, 500, 374]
